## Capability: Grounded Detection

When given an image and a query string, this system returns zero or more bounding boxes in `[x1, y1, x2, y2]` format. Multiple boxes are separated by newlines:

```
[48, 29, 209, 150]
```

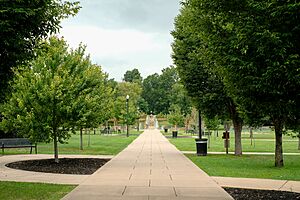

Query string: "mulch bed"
[224, 187, 300, 200]
[5, 158, 110, 175]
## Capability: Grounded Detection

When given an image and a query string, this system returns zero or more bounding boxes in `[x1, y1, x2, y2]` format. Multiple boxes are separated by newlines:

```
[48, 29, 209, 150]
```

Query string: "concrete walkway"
[62, 130, 233, 200]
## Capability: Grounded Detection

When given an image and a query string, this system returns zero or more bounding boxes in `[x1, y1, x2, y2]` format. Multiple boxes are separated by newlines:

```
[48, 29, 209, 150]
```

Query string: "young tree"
[0, 0, 80, 138]
[113, 82, 142, 129]
[167, 104, 185, 130]
[0, 37, 112, 163]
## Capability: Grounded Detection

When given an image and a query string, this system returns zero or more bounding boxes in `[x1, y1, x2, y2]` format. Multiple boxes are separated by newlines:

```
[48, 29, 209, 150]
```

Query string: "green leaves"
[0, 37, 113, 144]
[0, 0, 80, 102]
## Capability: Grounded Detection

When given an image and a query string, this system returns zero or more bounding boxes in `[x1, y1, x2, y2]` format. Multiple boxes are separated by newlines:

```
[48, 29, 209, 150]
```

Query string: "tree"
[170, 83, 192, 117]
[171, 2, 244, 155]
[181, 0, 300, 167]
[167, 104, 185, 130]
[123, 68, 143, 84]
[141, 73, 161, 114]
[0, 37, 111, 163]
[0, 0, 80, 101]
[0, 0, 80, 138]
[113, 82, 142, 129]
[141, 66, 178, 115]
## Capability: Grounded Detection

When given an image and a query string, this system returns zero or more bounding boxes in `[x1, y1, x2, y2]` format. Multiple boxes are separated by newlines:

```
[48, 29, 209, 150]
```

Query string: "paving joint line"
[173, 187, 178, 197]
[278, 180, 289, 190]
[121, 186, 127, 196]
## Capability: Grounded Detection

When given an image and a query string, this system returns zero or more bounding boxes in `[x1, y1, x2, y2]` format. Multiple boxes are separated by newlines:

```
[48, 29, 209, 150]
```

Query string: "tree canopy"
[0, 0, 80, 101]
[113, 82, 142, 126]
[123, 68, 143, 84]
[141, 66, 179, 115]
[0, 37, 112, 162]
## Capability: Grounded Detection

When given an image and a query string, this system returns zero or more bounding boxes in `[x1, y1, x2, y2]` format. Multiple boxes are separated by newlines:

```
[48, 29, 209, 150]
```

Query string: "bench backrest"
[0, 138, 33, 147]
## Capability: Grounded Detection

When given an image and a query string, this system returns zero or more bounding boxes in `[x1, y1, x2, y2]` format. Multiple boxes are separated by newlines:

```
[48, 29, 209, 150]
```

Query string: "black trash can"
[164, 128, 168, 133]
[172, 131, 178, 138]
[195, 138, 208, 156]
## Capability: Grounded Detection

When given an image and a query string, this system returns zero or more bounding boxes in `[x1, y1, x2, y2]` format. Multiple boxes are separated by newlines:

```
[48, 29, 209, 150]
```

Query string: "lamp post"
[198, 109, 202, 139]
[126, 95, 129, 137]
[137, 107, 140, 132]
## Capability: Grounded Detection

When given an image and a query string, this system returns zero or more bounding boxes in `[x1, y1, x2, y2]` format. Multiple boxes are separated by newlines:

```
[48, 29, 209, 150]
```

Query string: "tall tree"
[0, 37, 112, 163]
[123, 68, 143, 84]
[181, 0, 300, 166]
[141, 66, 178, 115]
[172, 2, 244, 155]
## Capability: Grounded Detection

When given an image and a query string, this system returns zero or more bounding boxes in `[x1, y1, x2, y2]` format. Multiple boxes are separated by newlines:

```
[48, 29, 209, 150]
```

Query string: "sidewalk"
[62, 129, 233, 200]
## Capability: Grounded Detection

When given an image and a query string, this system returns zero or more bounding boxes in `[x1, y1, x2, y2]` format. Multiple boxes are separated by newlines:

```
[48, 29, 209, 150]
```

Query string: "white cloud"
[61, 25, 160, 56]
[59, 25, 173, 80]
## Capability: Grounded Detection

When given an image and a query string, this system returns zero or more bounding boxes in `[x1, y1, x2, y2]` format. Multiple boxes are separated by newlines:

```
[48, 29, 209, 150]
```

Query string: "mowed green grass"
[168, 131, 299, 153]
[187, 154, 300, 181]
[0, 181, 75, 200]
[2, 130, 142, 155]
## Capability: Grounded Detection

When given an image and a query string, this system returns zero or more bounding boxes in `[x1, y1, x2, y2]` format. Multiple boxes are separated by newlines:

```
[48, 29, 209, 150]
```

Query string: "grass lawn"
[0, 181, 75, 200]
[2, 130, 142, 155]
[168, 130, 300, 153]
[187, 154, 300, 181]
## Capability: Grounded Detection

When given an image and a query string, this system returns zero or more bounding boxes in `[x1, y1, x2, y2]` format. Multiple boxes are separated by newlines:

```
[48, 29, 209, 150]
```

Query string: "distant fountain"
[145, 114, 159, 129]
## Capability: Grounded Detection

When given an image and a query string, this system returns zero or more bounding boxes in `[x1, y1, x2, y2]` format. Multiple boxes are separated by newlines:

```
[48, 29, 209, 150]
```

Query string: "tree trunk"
[80, 128, 83, 150]
[53, 132, 59, 163]
[250, 127, 253, 146]
[88, 128, 90, 147]
[233, 118, 243, 155]
[228, 100, 243, 156]
[298, 134, 300, 150]
[274, 119, 284, 167]
[198, 109, 202, 139]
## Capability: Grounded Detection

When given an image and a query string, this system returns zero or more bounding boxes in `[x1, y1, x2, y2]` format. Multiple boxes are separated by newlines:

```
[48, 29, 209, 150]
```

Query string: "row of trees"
[172, 0, 300, 167]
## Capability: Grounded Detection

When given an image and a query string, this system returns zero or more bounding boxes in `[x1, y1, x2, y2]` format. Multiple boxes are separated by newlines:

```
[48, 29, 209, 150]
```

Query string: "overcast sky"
[60, 0, 181, 81]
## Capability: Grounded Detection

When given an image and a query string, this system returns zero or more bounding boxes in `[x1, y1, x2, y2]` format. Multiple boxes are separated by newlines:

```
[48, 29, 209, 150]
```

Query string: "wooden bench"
[0, 138, 37, 154]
